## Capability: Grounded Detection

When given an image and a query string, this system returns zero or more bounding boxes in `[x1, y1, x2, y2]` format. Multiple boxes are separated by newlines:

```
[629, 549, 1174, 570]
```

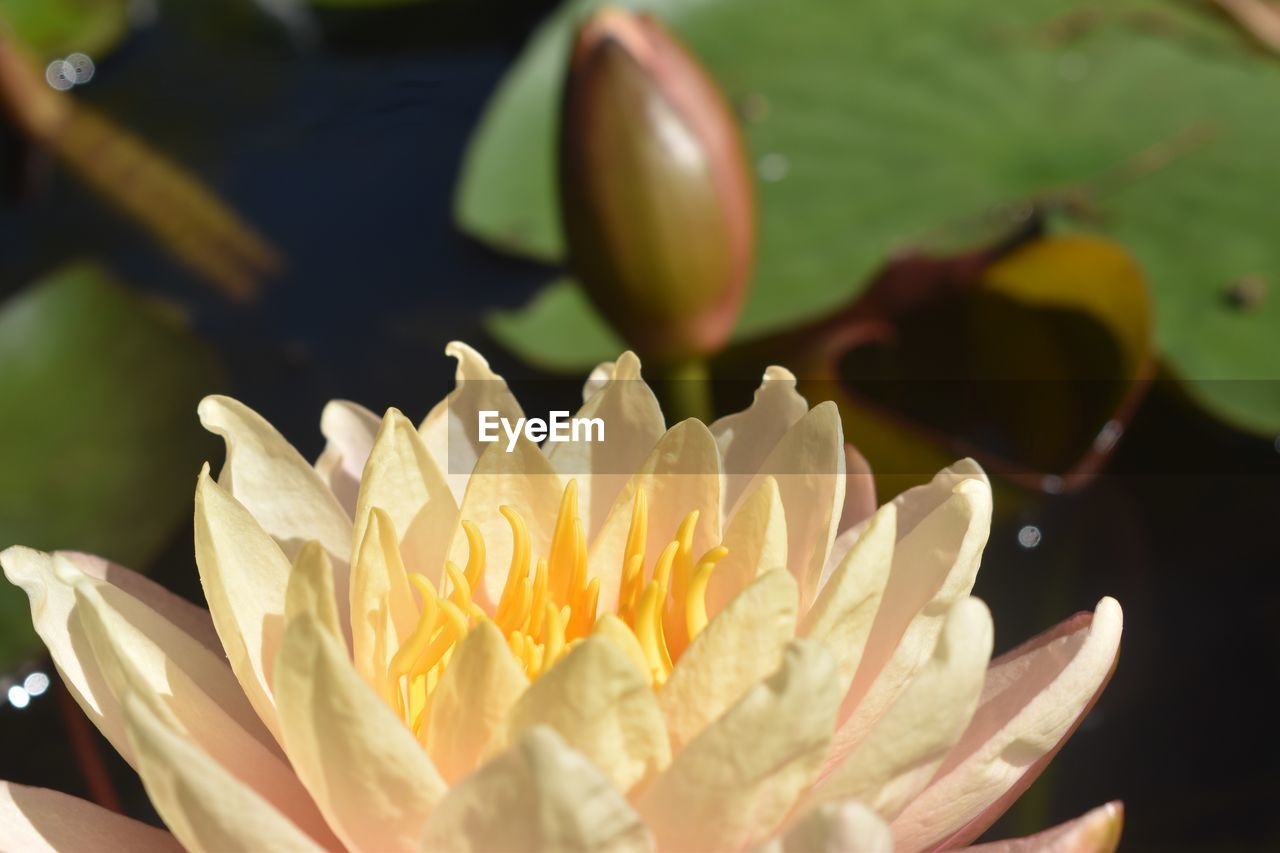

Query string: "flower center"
[383, 480, 727, 735]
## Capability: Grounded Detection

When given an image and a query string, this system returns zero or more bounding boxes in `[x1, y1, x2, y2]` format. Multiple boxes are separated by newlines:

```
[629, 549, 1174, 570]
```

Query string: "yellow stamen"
[461, 520, 486, 592]
[685, 546, 727, 643]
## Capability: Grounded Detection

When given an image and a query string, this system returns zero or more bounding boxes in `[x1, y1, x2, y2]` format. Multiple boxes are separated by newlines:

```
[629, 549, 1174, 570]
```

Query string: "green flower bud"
[559, 7, 755, 362]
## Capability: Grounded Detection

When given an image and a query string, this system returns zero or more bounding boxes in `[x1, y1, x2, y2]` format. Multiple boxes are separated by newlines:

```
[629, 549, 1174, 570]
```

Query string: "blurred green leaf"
[0, 0, 130, 59]
[0, 264, 223, 670]
[487, 277, 623, 371]
[457, 0, 1280, 433]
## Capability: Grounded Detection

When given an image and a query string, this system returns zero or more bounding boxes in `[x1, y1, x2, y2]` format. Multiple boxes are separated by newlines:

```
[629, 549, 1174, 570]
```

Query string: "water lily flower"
[1, 343, 1123, 852]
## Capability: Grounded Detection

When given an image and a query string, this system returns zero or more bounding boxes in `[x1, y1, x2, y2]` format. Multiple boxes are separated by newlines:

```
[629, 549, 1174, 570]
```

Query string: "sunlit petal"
[893, 598, 1123, 850]
[315, 399, 381, 517]
[419, 727, 654, 853]
[274, 612, 447, 852]
[0, 781, 181, 853]
[638, 640, 840, 851]
[122, 693, 324, 853]
[505, 636, 669, 791]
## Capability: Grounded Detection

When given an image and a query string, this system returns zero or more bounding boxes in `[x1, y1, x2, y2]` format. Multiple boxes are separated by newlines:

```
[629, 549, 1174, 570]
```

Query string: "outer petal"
[589, 419, 723, 611]
[800, 501, 895, 687]
[710, 365, 809, 513]
[546, 351, 665, 539]
[766, 800, 892, 853]
[658, 569, 797, 753]
[892, 598, 1124, 851]
[427, 620, 529, 783]
[58, 551, 221, 657]
[962, 801, 1124, 853]
[352, 408, 457, 587]
[350, 508, 420, 693]
[419, 727, 654, 853]
[273, 612, 447, 852]
[637, 640, 840, 851]
[706, 475, 788, 618]
[198, 395, 352, 567]
[0, 546, 269, 759]
[71, 577, 338, 847]
[810, 597, 994, 820]
[582, 359, 617, 401]
[122, 693, 324, 853]
[284, 541, 344, 647]
[743, 402, 845, 610]
[504, 636, 670, 792]
[833, 462, 991, 759]
[315, 399, 381, 516]
[449, 436, 564, 607]
[0, 781, 181, 853]
[193, 468, 291, 739]
[419, 341, 525, 502]
[839, 442, 877, 533]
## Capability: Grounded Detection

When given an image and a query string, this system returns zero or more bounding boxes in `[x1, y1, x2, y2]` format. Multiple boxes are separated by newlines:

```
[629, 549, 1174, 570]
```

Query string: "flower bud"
[559, 7, 755, 362]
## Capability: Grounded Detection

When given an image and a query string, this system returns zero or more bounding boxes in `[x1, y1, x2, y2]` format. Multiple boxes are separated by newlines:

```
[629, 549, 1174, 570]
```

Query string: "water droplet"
[23, 672, 50, 697]
[1041, 474, 1065, 495]
[66, 53, 95, 86]
[1223, 274, 1266, 311]
[758, 153, 789, 182]
[6, 685, 30, 709]
[44, 60, 76, 92]
[1017, 525, 1043, 550]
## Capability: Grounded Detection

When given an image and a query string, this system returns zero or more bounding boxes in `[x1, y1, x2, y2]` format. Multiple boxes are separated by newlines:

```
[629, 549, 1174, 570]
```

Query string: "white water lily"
[1, 344, 1123, 852]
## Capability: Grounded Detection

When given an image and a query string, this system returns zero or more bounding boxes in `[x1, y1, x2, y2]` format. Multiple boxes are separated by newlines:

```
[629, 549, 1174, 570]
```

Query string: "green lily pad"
[457, 0, 1280, 434]
[0, 0, 131, 59]
[0, 264, 224, 671]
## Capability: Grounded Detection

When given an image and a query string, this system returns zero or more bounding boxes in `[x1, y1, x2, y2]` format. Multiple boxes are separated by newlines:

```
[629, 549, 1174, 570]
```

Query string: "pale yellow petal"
[710, 365, 809, 511]
[582, 359, 617, 401]
[590, 419, 722, 611]
[799, 501, 896, 687]
[658, 569, 797, 753]
[839, 441, 878, 533]
[419, 727, 654, 853]
[122, 693, 323, 853]
[962, 801, 1123, 853]
[193, 468, 290, 739]
[285, 541, 344, 646]
[770, 800, 893, 853]
[892, 598, 1123, 851]
[352, 408, 457, 587]
[274, 612, 446, 852]
[427, 620, 529, 783]
[1, 780, 181, 853]
[746, 402, 846, 610]
[593, 613, 652, 676]
[315, 399, 381, 516]
[349, 508, 420, 691]
[638, 640, 840, 851]
[419, 341, 525, 502]
[833, 462, 992, 759]
[450, 436, 564, 606]
[0, 546, 269, 759]
[198, 395, 352, 567]
[71, 578, 339, 848]
[546, 351, 665, 539]
[504, 636, 669, 792]
[810, 597, 993, 820]
[706, 475, 788, 619]
[58, 550, 222, 656]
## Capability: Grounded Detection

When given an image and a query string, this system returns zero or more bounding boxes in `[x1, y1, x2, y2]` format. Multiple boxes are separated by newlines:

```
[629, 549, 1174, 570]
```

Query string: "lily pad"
[457, 0, 1280, 434]
[0, 0, 131, 59]
[0, 264, 224, 671]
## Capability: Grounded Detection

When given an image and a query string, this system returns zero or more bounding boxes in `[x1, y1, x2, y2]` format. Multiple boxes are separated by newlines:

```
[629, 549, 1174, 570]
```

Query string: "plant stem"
[657, 357, 714, 424]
